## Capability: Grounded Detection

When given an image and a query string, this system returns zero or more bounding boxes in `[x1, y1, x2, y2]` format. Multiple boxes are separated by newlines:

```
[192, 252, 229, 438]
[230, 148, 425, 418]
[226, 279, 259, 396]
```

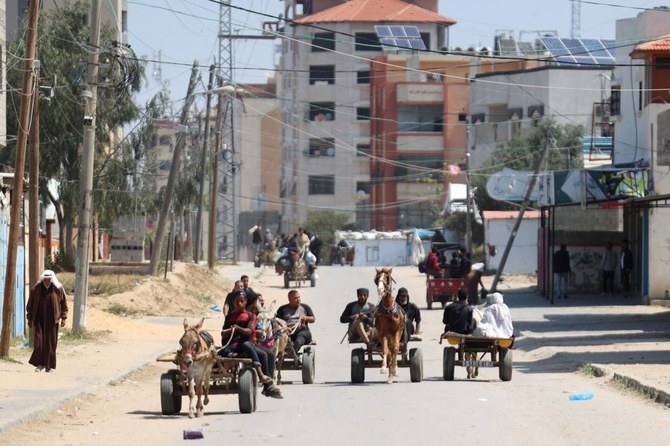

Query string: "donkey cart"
[349, 340, 423, 384]
[441, 332, 514, 382]
[157, 353, 259, 415]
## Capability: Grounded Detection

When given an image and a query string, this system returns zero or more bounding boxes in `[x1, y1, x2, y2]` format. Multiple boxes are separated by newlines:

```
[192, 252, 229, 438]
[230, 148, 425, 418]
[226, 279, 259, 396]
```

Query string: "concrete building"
[7, 0, 127, 43]
[610, 7, 670, 303]
[278, 0, 456, 232]
[484, 210, 540, 274]
[470, 61, 615, 170]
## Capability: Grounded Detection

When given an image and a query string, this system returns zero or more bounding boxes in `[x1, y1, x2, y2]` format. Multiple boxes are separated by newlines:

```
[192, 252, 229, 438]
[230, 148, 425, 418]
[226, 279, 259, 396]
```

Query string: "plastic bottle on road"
[569, 391, 594, 401]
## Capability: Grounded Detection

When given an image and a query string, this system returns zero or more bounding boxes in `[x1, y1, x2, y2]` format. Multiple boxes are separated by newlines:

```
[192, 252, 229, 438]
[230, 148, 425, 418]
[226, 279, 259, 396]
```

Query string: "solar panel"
[498, 38, 518, 55]
[374, 25, 426, 51]
[375, 25, 393, 37]
[540, 37, 615, 66]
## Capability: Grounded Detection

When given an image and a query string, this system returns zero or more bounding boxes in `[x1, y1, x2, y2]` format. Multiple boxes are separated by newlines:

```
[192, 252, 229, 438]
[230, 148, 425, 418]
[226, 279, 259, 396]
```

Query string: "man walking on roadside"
[601, 242, 617, 295]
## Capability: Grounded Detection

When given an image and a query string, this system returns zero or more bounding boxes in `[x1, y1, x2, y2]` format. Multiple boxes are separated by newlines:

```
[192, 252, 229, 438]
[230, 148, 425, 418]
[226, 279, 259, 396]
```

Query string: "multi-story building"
[278, 0, 456, 231]
[611, 7, 670, 302]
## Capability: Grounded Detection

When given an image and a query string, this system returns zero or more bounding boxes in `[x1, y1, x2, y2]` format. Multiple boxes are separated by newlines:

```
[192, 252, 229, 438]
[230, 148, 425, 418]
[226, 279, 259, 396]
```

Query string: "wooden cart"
[156, 352, 259, 415]
[349, 340, 423, 384]
[441, 332, 514, 381]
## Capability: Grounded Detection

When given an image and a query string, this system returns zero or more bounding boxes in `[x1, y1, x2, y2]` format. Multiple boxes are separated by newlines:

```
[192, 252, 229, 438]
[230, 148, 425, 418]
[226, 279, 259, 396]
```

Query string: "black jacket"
[442, 301, 475, 334]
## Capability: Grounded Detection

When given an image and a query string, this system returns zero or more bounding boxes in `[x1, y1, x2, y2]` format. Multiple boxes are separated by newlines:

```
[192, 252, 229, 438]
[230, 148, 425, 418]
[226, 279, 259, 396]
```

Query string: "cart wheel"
[254, 256, 261, 268]
[409, 348, 423, 383]
[499, 348, 513, 382]
[302, 348, 316, 384]
[238, 367, 255, 414]
[251, 369, 258, 412]
[351, 348, 365, 383]
[310, 274, 316, 287]
[160, 370, 182, 415]
[426, 291, 433, 310]
[283, 272, 290, 289]
[443, 347, 456, 381]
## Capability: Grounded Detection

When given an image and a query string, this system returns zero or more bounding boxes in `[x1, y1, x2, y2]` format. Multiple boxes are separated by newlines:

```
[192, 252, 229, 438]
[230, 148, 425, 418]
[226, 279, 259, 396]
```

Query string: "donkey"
[373, 267, 405, 384]
[178, 318, 216, 418]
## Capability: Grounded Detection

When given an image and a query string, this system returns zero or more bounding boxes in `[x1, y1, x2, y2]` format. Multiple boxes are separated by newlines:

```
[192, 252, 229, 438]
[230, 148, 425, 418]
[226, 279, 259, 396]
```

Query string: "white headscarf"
[480, 292, 514, 338]
[38, 270, 63, 290]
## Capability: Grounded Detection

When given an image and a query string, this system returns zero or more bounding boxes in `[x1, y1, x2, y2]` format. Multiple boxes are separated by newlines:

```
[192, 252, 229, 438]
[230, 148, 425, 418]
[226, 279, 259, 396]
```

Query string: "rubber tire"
[254, 256, 261, 268]
[238, 367, 255, 414]
[340, 256, 345, 266]
[351, 348, 365, 383]
[301, 348, 316, 384]
[160, 370, 182, 415]
[409, 348, 423, 383]
[426, 291, 433, 310]
[499, 348, 513, 382]
[283, 272, 290, 289]
[443, 347, 456, 381]
[310, 274, 316, 287]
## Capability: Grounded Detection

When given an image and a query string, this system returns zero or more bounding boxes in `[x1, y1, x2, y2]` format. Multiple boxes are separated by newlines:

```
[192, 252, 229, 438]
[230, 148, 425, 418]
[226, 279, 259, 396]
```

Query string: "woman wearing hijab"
[26, 270, 68, 372]
[474, 292, 514, 338]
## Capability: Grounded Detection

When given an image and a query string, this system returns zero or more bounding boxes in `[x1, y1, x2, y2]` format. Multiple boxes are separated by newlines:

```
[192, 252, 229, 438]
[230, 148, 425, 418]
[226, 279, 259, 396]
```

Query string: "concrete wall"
[647, 207, 670, 299]
[485, 216, 539, 274]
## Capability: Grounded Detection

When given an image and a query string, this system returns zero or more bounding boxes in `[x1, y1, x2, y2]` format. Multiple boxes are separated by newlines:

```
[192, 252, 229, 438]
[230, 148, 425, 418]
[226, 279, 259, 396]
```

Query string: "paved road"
[2, 263, 669, 445]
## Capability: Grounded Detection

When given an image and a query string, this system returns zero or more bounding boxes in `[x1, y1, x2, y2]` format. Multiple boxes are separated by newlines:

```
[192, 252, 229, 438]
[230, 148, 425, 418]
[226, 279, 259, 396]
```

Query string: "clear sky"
[127, 0, 665, 107]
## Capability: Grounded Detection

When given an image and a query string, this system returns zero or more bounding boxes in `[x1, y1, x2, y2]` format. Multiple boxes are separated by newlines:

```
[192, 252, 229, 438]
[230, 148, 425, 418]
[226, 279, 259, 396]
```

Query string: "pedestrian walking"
[553, 244, 571, 299]
[601, 242, 617, 295]
[26, 270, 68, 372]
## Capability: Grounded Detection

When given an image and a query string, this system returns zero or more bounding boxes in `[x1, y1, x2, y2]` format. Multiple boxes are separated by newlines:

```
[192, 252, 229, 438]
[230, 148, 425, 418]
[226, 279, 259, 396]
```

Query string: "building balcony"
[397, 134, 444, 151]
[397, 83, 444, 104]
[396, 181, 442, 201]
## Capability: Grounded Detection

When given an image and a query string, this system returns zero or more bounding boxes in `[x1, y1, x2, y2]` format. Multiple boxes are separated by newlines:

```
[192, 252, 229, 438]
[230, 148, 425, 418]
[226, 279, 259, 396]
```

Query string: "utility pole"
[29, 53, 41, 290]
[465, 119, 472, 253]
[149, 62, 200, 275]
[209, 79, 225, 270]
[195, 64, 215, 264]
[490, 131, 552, 292]
[73, 0, 102, 333]
[0, 0, 39, 356]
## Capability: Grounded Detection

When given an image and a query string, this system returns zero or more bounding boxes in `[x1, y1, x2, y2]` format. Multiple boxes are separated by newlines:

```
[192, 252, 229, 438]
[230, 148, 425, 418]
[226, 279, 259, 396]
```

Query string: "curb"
[590, 364, 670, 408]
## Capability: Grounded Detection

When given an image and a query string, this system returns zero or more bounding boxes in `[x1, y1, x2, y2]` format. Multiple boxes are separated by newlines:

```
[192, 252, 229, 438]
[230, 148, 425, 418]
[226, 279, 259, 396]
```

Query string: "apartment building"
[278, 0, 456, 231]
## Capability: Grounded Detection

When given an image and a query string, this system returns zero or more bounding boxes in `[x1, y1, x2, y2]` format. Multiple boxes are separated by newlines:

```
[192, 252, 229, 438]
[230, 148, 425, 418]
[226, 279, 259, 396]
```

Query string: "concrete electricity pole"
[0, 0, 40, 355]
[73, 0, 102, 333]
[149, 62, 200, 275]
[195, 64, 215, 264]
[208, 79, 225, 270]
[490, 131, 552, 292]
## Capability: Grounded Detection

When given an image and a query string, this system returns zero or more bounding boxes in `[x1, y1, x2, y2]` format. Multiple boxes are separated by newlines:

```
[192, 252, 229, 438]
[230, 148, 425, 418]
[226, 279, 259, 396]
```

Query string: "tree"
[472, 119, 585, 212]
[3, 3, 167, 268]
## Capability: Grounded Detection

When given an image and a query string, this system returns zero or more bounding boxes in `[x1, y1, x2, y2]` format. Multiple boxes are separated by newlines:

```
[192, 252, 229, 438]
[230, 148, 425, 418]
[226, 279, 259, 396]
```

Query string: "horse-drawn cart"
[349, 340, 423, 384]
[157, 352, 259, 415]
[426, 277, 465, 309]
[440, 332, 514, 382]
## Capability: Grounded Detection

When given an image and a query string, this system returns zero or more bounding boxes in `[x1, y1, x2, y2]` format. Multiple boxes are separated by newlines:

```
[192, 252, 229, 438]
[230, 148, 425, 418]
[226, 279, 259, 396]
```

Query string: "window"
[357, 71, 371, 84]
[356, 143, 371, 157]
[610, 86, 621, 116]
[309, 102, 335, 121]
[397, 104, 443, 132]
[159, 135, 172, 145]
[420, 33, 431, 50]
[656, 57, 670, 68]
[356, 107, 370, 121]
[307, 138, 335, 157]
[312, 32, 335, 52]
[355, 33, 381, 52]
[309, 175, 335, 195]
[394, 154, 443, 181]
[309, 65, 335, 85]
[356, 182, 371, 195]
